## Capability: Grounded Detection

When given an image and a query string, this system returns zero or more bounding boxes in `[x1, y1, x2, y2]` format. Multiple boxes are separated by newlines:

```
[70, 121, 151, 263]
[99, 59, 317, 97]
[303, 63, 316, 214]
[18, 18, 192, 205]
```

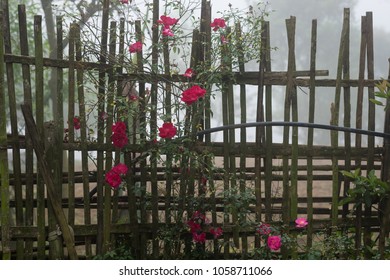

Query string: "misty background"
[5, 0, 390, 146]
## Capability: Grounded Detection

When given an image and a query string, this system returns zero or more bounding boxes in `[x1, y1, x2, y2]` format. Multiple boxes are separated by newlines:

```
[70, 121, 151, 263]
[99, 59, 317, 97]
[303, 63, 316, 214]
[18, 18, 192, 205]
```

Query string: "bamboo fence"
[0, 0, 390, 259]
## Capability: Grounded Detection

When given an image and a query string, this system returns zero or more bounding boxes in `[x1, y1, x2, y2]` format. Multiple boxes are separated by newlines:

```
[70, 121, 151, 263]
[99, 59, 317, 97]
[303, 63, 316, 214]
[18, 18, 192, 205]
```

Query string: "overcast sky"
[355, 0, 390, 31]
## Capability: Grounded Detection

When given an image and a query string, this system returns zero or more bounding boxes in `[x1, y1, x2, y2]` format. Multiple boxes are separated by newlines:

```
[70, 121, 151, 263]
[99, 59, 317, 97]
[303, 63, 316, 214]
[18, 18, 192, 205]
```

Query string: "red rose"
[210, 18, 226, 31]
[210, 227, 223, 239]
[183, 68, 194, 78]
[192, 232, 206, 243]
[112, 163, 128, 175]
[105, 170, 122, 188]
[158, 122, 177, 139]
[181, 85, 206, 105]
[111, 121, 128, 148]
[191, 85, 206, 98]
[256, 223, 271, 235]
[157, 15, 178, 27]
[187, 220, 201, 233]
[129, 41, 142, 53]
[112, 121, 126, 134]
[111, 132, 128, 148]
[181, 89, 199, 105]
[73, 117, 81, 130]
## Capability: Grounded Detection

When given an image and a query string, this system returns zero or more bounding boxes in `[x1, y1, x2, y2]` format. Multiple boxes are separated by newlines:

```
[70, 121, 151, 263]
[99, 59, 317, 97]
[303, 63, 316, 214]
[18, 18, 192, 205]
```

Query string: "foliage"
[370, 79, 390, 110]
[339, 169, 390, 208]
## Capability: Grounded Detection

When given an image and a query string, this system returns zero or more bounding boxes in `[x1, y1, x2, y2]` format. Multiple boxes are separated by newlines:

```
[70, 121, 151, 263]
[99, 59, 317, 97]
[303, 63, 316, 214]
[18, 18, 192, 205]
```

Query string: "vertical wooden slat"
[162, 29, 173, 259]
[96, 0, 110, 255]
[67, 23, 76, 229]
[3, 0, 24, 259]
[331, 8, 349, 228]
[134, 19, 144, 259]
[306, 19, 317, 248]
[379, 59, 390, 257]
[34, 15, 46, 259]
[342, 10, 352, 222]
[226, 29, 238, 248]
[220, 26, 234, 257]
[364, 11, 375, 256]
[198, 0, 212, 143]
[133, 20, 150, 258]
[75, 23, 92, 258]
[103, 21, 118, 253]
[286, 17, 298, 225]
[355, 15, 367, 252]
[254, 20, 265, 249]
[0, 10, 11, 261]
[263, 21, 273, 224]
[46, 122, 64, 259]
[236, 21, 248, 257]
[53, 14, 64, 234]
[18, 4, 34, 259]
[282, 25, 292, 234]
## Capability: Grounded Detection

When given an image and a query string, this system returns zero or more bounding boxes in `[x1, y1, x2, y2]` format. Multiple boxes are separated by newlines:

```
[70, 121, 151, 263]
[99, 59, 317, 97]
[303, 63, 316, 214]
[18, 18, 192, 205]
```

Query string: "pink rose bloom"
[267, 235, 282, 251]
[295, 217, 308, 228]
[120, 0, 129, 4]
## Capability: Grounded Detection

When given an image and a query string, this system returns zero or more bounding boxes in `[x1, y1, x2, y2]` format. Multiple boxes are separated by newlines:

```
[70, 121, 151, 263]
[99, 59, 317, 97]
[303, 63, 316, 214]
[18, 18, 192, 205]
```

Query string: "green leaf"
[370, 98, 384, 106]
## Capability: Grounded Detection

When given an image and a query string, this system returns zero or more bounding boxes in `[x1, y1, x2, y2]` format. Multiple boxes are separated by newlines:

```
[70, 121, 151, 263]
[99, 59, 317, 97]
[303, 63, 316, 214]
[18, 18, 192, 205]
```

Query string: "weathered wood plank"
[0, 10, 11, 261]
[306, 19, 317, 248]
[18, 4, 34, 259]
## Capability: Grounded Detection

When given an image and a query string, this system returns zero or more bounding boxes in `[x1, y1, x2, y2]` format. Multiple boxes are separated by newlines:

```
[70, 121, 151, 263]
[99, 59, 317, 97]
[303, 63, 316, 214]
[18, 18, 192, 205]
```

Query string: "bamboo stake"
[236, 21, 248, 257]
[18, 5, 34, 259]
[364, 11, 375, 257]
[0, 10, 11, 261]
[151, 0, 160, 258]
[3, 0, 24, 259]
[355, 15, 367, 252]
[331, 8, 350, 229]
[75, 23, 92, 258]
[306, 19, 317, 248]
[67, 22, 76, 230]
[96, 0, 110, 255]
[34, 15, 46, 259]
[263, 21, 273, 224]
